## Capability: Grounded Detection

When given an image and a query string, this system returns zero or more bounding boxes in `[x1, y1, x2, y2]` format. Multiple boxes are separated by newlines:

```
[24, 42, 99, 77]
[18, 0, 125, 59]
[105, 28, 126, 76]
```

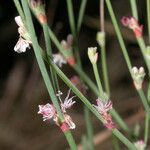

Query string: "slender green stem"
[77, 0, 87, 34]
[20, 1, 77, 149]
[99, 0, 110, 97]
[144, 114, 150, 145]
[42, 24, 57, 92]
[112, 134, 120, 150]
[64, 131, 77, 150]
[101, 46, 110, 97]
[137, 38, 150, 72]
[147, 0, 150, 43]
[129, 0, 138, 20]
[13, 0, 25, 20]
[147, 80, 150, 104]
[66, 0, 76, 38]
[137, 89, 150, 115]
[84, 107, 94, 150]
[48, 60, 136, 150]
[92, 63, 105, 99]
[105, 0, 132, 73]
[81, 135, 88, 150]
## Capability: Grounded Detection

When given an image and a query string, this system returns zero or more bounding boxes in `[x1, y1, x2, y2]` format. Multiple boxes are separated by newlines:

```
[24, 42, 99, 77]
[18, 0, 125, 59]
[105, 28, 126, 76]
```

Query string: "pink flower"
[121, 16, 143, 38]
[56, 90, 76, 113]
[38, 90, 76, 131]
[93, 98, 112, 114]
[93, 98, 114, 130]
[38, 103, 56, 121]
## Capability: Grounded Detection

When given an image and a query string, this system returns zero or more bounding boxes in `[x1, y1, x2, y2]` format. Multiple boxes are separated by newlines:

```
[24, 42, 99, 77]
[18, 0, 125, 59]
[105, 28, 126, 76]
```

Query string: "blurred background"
[0, 0, 148, 149]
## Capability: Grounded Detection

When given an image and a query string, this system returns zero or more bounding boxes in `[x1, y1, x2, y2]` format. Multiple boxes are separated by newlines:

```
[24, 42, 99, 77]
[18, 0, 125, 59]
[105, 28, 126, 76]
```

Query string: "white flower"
[53, 53, 67, 67]
[14, 37, 31, 53]
[88, 47, 98, 64]
[14, 16, 32, 53]
[132, 66, 145, 90]
[134, 140, 146, 150]
[93, 98, 112, 114]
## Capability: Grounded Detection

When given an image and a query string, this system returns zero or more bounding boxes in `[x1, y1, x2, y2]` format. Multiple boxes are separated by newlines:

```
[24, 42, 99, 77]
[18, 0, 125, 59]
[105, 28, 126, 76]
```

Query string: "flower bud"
[96, 31, 105, 47]
[88, 47, 98, 64]
[132, 66, 145, 90]
[29, 0, 47, 24]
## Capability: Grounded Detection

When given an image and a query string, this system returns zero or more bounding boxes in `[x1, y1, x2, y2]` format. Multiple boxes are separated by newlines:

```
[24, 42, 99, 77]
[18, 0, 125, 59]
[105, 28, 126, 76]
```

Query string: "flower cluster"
[134, 140, 146, 150]
[61, 34, 76, 66]
[52, 53, 67, 67]
[70, 75, 88, 95]
[38, 90, 76, 132]
[121, 16, 143, 38]
[14, 16, 32, 53]
[132, 66, 145, 90]
[93, 98, 114, 130]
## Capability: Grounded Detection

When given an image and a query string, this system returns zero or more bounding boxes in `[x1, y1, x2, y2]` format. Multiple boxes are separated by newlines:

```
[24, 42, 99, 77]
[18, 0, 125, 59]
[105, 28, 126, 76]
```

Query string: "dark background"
[0, 0, 147, 149]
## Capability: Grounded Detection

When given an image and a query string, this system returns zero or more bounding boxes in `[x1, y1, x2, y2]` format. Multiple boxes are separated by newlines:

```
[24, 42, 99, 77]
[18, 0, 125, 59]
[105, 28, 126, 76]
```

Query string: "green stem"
[129, 0, 138, 20]
[66, 0, 76, 38]
[101, 46, 110, 97]
[144, 114, 150, 145]
[137, 38, 150, 72]
[13, 0, 25, 20]
[20, 1, 77, 149]
[92, 63, 105, 99]
[147, 0, 150, 43]
[112, 134, 120, 150]
[137, 89, 150, 115]
[77, 0, 87, 34]
[84, 107, 95, 150]
[105, 0, 132, 73]
[42, 24, 57, 92]
[48, 60, 136, 150]
[64, 131, 77, 150]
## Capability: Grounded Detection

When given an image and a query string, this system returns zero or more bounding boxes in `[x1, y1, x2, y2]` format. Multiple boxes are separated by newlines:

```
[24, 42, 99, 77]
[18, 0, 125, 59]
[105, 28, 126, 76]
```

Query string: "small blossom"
[52, 53, 67, 67]
[96, 31, 105, 47]
[134, 140, 146, 150]
[29, 0, 47, 24]
[93, 98, 112, 114]
[88, 47, 98, 64]
[14, 37, 31, 53]
[121, 16, 143, 38]
[61, 34, 76, 66]
[56, 90, 76, 113]
[93, 98, 114, 130]
[38, 103, 56, 121]
[64, 114, 76, 129]
[132, 66, 145, 90]
[38, 90, 76, 131]
[70, 75, 88, 95]
[14, 16, 32, 53]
